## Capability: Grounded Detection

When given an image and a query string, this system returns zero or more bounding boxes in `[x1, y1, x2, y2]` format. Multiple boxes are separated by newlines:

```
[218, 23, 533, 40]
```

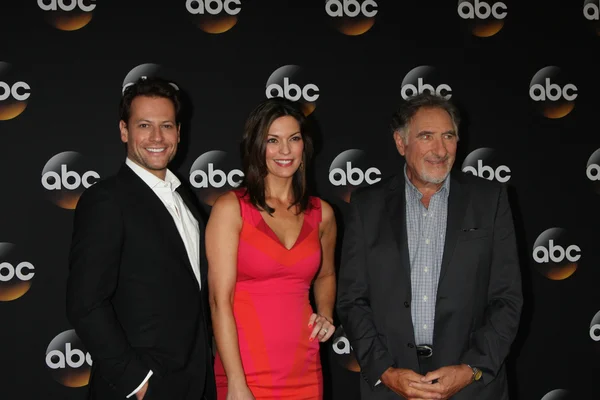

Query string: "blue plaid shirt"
[404, 166, 450, 345]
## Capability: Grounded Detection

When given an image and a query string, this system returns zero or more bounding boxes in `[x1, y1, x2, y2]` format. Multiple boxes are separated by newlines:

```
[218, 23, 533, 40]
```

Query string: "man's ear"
[394, 131, 406, 156]
[119, 120, 128, 143]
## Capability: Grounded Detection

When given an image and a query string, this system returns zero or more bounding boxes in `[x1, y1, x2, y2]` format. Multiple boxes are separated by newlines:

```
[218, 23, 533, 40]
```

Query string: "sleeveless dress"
[214, 190, 323, 400]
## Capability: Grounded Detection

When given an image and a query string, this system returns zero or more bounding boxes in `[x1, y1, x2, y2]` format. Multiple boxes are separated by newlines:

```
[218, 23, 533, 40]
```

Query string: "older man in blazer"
[66, 77, 216, 400]
[337, 93, 522, 400]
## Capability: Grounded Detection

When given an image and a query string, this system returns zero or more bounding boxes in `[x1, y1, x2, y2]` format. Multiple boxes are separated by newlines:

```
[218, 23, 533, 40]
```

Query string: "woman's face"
[264, 116, 304, 179]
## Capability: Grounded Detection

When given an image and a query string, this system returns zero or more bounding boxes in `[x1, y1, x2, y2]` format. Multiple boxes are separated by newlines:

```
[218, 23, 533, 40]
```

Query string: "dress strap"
[303, 197, 322, 229]
[233, 188, 262, 226]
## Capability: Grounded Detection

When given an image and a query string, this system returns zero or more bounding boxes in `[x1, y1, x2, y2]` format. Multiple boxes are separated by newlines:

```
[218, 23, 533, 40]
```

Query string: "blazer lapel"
[117, 166, 200, 290]
[438, 171, 469, 287]
[385, 174, 412, 282]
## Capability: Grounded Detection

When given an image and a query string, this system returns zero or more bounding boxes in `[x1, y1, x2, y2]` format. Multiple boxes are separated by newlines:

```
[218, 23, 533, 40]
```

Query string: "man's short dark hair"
[119, 77, 182, 124]
[390, 92, 461, 141]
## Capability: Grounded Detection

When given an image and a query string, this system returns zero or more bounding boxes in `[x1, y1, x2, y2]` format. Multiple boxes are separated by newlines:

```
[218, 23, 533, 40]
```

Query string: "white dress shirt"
[124, 158, 201, 398]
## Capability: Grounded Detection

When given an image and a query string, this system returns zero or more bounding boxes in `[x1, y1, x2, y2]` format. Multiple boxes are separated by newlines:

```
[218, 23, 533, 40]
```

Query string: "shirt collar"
[126, 158, 181, 192]
[403, 164, 450, 200]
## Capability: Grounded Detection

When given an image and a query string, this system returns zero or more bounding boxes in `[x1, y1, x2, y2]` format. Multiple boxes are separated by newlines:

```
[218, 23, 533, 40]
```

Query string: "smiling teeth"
[276, 160, 292, 164]
[147, 148, 165, 153]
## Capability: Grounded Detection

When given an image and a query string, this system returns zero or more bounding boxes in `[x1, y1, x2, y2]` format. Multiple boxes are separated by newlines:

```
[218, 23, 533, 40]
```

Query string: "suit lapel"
[117, 166, 200, 291]
[438, 172, 469, 287]
[385, 174, 412, 282]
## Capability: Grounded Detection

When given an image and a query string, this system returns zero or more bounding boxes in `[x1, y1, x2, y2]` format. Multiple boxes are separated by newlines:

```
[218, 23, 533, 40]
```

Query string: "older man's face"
[394, 107, 457, 188]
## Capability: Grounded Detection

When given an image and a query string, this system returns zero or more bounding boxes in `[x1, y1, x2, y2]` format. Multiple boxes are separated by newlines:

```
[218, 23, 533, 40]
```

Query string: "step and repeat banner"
[1, 1, 599, 399]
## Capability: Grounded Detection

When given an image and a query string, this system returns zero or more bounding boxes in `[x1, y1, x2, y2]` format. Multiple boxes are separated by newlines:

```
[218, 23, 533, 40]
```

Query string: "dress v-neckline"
[258, 212, 306, 251]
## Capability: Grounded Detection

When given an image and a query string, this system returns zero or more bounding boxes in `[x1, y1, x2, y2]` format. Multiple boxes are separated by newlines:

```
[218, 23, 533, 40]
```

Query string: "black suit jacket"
[66, 165, 216, 399]
[337, 171, 523, 400]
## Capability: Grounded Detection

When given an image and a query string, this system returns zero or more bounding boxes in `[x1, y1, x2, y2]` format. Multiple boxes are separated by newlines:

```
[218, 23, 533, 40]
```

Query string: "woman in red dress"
[206, 97, 337, 400]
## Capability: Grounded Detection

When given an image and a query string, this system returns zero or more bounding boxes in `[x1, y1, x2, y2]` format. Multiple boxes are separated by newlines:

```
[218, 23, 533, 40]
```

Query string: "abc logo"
[38, 0, 96, 31]
[590, 310, 600, 342]
[186, 0, 241, 34]
[331, 326, 360, 372]
[532, 227, 581, 280]
[41, 151, 100, 210]
[189, 150, 244, 206]
[0, 81, 29, 101]
[586, 148, 600, 195]
[329, 149, 381, 202]
[0, 243, 35, 302]
[329, 163, 381, 185]
[584, 0, 600, 29]
[457, 0, 507, 37]
[529, 66, 577, 119]
[186, 0, 240, 14]
[325, 0, 378, 36]
[401, 66, 452, 100]
[584, 1, 600, 37]
[265, 65, 319, 116]
[540, 389, 571, 400]
[458, 0, 507, 19]
[533, 240, 580, 263]
[461, 148, 511, 183]
[46, 329, 92, 387]
[529, 78, 577, 101]
[122, 63, 179, 94]
[38, 0, 95, 11]
[0, 62, 31, 121]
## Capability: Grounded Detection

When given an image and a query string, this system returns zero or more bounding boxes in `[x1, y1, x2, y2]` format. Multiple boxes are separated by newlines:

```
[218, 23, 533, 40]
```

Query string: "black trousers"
[143, 370, 209, 400]
[89, 368, 215, 400]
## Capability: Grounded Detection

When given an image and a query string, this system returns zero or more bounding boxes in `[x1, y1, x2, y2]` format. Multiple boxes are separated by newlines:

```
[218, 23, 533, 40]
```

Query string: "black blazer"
[66, 165, 215, 399]
[337, 171, 523, 400]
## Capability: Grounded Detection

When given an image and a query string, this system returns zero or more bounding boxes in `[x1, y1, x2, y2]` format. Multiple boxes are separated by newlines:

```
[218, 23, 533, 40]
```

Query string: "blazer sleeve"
[336, 195, 395, 388]
[66, 185, 149, 397]
[460, 185, 523, 385]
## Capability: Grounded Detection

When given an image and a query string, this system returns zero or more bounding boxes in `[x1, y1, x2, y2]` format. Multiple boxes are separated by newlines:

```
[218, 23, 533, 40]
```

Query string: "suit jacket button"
[407, 343, 414, 348]
[404, 301, 410, 308]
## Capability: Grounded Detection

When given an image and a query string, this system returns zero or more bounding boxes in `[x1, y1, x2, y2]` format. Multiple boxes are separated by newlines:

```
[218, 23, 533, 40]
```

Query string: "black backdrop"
[1, 1, 599, 399]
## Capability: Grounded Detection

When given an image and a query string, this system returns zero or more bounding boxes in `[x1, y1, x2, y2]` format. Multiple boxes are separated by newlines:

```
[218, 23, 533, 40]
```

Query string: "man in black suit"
[66, 77, 216, 400]
[337, 93, 522, 400]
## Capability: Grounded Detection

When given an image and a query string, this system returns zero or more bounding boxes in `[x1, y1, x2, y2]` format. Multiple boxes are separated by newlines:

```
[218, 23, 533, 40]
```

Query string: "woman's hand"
[226, 382, 255, 400]
[308, 313, 335, 342]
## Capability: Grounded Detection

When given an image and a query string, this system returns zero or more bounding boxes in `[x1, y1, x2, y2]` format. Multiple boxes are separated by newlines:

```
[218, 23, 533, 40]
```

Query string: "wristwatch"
[467, 365, 482, 382]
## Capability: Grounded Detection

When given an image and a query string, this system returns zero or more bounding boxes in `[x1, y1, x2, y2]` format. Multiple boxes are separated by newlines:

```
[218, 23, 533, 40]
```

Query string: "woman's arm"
[310, 199, 337, 342]
[207, 191, 253, 398]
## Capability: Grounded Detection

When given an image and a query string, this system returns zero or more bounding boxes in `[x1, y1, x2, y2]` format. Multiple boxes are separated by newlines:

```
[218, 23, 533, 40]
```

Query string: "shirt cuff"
[375, 379, 381, 386]
[126, 370, 153, 398]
